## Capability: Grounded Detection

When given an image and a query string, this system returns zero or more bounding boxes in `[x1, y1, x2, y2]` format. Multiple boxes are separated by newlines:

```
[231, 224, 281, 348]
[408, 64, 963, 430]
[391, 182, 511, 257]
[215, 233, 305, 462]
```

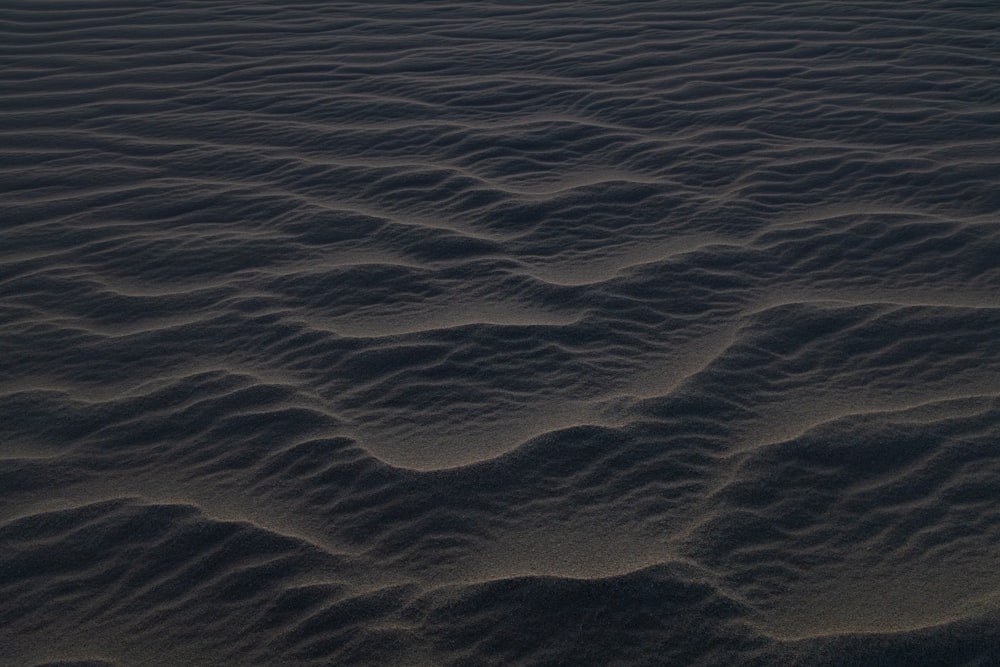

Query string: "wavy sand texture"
[2, 1, 999, 665]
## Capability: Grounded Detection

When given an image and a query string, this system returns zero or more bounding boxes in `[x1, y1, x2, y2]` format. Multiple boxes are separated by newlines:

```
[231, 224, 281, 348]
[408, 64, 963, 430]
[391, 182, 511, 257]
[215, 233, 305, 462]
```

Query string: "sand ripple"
[2, 0, 999, 664]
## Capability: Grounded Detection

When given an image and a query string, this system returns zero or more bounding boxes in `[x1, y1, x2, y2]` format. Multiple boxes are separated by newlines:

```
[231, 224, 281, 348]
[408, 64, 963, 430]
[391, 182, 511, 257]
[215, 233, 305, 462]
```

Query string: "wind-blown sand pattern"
[2, 1, 1000, 665]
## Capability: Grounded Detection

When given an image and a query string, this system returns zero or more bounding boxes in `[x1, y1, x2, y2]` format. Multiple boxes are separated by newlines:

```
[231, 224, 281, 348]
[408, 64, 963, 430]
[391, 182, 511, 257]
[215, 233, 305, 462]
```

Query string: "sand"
[2, 1, 999, 665]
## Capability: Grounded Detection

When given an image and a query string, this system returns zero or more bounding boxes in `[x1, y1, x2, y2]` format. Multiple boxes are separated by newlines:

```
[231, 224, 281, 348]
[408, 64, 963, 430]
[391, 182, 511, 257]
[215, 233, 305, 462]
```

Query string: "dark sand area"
[2, 1, 1000, 665]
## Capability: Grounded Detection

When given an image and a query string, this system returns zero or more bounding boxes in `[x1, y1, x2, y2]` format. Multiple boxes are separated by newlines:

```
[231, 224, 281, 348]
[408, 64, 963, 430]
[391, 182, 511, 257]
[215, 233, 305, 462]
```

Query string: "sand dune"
[3, 0, 1000, 664]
